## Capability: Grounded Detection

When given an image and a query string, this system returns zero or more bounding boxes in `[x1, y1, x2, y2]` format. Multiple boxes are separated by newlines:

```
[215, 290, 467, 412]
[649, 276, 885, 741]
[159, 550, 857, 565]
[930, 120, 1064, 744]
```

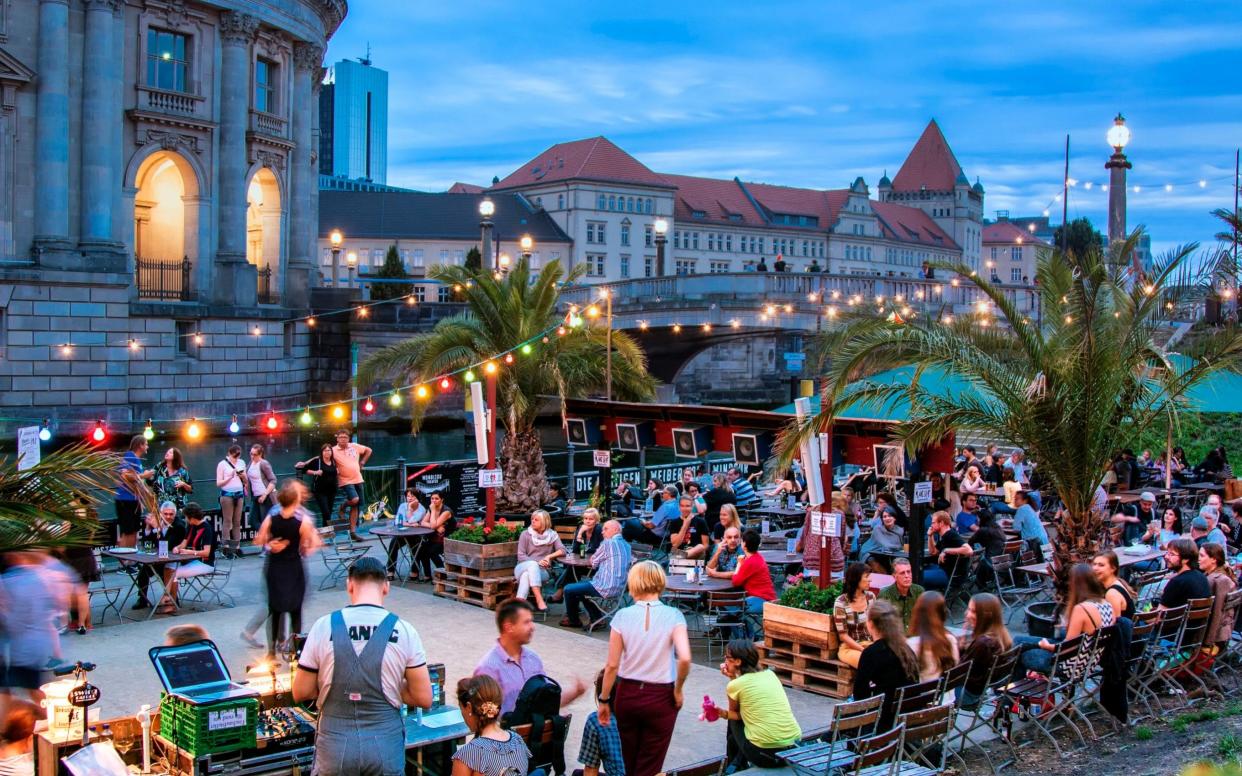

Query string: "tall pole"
[1061, 135, 1070, 257]
[349, 343, 359, 426]
[331, 247, 340, 287]
[605, 291, 613, 401]
[485, 369, 498, 529]
[655, 233, 667, 277]
[1105, 114, 1133, 265]
[1234, 149, 1239, 279]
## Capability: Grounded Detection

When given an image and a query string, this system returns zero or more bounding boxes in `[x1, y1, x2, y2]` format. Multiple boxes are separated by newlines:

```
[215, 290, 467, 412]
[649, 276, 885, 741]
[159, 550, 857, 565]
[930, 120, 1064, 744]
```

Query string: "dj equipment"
[148, 640, 259, 705]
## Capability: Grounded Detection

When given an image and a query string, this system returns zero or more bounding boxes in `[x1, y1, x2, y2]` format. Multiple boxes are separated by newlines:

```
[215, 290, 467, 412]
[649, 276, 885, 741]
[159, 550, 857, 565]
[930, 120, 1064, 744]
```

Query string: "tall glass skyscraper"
[318, 57, 388, 183]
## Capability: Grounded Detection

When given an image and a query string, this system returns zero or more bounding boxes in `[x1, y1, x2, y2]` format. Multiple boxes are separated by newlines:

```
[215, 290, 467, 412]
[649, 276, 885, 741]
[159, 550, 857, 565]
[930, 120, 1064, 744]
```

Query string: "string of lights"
[1030, 172, 1239, 220]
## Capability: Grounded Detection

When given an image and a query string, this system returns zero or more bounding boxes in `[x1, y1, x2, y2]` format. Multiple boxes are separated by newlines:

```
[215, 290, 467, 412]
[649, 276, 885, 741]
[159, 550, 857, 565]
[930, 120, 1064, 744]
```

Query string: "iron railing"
[257, 264, 278, 305]
[135, 255, 192, 301]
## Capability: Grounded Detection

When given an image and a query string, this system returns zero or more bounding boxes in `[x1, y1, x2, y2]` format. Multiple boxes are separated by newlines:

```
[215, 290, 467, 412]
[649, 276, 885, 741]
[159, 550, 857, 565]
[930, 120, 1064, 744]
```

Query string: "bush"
[777, 580, 844, 614]
[448, 517, 522, 544]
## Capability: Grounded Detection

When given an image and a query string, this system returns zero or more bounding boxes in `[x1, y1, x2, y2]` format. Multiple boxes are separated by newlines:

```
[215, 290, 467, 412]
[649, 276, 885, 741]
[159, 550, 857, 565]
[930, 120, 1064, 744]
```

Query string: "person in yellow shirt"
[708, 639, 801, 771]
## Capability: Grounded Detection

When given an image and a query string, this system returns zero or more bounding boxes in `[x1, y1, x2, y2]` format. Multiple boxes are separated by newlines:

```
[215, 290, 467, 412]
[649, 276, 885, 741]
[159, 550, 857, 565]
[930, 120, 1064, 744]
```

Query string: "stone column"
[79, 0, 125, 269]
[286, 41, 322, 308]
[33, 0, 74, 264]
[214, 11, 259, 307]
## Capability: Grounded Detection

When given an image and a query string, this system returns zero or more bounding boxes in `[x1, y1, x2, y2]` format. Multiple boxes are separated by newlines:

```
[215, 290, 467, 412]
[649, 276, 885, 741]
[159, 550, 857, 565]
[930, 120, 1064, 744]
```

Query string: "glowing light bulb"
[128, 339, 140, 351]
[300, 408, 313, 426]
[485, 362, 497, 375]
[389, 392, 402, 407]
[194, 332, 204, 345]
[331, 405, 346, 420]
[265, 414, 279, 431]
[406, 295, 416, 305]
[672, 324, 682, 333]
[504, 353, 514, 364]
[464, 370, 476, 382]
[229, 415, 241, 434]
[439, 378, 451, 390]
[61, 344, 73, 356]
[38, 422, 51, 442]
[186, 419, 202, 440]
[362, 398, 375, 414]
[702, 323, 712, 332]
[358, 307, 369, 318]
[415, 385, 429, 400]
[557, 326, 567, 336]
[253, 325, 261, 336]
[521, 344, 532, 355]
[306, 317, 316, 327]
[142, 421, 154, 441]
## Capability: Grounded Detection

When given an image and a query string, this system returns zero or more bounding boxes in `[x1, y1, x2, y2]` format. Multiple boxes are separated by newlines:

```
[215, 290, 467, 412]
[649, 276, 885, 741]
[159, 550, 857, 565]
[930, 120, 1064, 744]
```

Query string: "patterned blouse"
[833, 591, 877, 644]
[154, 463, 192, 510]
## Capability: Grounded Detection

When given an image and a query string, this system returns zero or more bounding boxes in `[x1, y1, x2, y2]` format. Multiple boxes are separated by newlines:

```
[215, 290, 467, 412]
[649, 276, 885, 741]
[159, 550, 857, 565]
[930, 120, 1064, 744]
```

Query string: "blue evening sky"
[326, 1, 1241, 256]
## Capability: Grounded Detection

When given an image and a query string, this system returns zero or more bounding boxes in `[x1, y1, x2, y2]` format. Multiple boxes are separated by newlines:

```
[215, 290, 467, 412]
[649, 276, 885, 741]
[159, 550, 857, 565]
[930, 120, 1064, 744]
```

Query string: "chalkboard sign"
[406, 459, 483, 518]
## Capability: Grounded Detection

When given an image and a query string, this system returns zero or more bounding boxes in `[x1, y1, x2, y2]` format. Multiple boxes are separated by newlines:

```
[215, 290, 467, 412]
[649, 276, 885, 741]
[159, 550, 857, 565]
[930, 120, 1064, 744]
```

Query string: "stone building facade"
[0, 0, 345, 437]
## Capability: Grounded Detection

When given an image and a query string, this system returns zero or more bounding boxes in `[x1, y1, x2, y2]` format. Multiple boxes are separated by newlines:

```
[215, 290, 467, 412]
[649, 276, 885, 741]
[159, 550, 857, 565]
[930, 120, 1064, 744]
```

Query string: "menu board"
[406, 459, 483, 518]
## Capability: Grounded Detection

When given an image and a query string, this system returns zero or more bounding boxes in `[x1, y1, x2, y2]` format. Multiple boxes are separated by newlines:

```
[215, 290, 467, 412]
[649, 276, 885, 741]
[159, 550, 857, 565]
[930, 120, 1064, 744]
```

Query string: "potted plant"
[762, 580, 844, 653]
[443, 517, 523, 575]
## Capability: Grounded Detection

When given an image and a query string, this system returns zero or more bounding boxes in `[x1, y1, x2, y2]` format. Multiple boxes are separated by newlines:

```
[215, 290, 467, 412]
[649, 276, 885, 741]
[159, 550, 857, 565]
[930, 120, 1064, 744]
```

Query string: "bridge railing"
[562, 272, 1042, 316]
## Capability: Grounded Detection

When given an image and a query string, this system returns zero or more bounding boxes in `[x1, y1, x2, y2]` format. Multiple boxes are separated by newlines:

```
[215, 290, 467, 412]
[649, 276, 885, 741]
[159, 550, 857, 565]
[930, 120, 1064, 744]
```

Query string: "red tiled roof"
[447, 182, 484, 194]
[741, 182, 850, 230]
[983, 220, 1049, 246]
[493, 136, 674, 190]
[871, 201, 960, 251]
[891, 120, 965, 193]
[660, 174, 767, 227]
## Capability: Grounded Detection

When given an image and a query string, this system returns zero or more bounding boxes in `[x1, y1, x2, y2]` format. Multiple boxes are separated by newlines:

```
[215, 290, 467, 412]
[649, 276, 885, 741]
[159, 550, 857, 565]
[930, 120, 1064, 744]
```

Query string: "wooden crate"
[763, 633, 834, 661]
[765, 663, 853, 699]
[433, 569, 516, 610]
[762, 602, 839, 653]
[442, 539, 519, 573]
[759, 644, 854, 699]
[444, 561, 511, 580]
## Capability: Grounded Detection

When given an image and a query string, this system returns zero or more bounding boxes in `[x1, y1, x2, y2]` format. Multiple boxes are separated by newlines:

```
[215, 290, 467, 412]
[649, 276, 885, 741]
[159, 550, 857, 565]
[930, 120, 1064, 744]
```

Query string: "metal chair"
[893, 678, 941, 718]
[318, 527, 371, 590]
[583, 591, 626, 633]
[1208, 589, 1242, 687]
[950, 645, 1023, 775]
[1156, 596, 1215, 705]
[697, 589, 751, 660]
[1125, 610, 1162, 722]
[998, 635, 1089, 758]
[779, 694, 884, 776]
[990, 554, 1046, 624]
[86, 547, 124, 624]
[894, 703, 957, 774]
[838, 724, 905, 776]
[180, 553, 234, 607]
[944, 553, 983, 621]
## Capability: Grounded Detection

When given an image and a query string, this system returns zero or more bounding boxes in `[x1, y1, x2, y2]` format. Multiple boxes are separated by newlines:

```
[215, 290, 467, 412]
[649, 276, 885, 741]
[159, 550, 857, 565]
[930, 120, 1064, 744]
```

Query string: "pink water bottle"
[700, 695, 719, 722]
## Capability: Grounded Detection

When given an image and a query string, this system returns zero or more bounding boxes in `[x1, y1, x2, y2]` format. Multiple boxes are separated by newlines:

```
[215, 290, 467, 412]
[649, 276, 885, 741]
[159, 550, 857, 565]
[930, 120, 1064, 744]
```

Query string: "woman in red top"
[732, 530, 777, 629]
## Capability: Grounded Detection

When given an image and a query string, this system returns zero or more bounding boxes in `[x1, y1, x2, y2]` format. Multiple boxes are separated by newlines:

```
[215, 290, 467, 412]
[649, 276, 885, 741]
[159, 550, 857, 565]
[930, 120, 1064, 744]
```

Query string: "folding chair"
[698, 589, 752, 661]
[894, 703, 957, 774]
[1125, 610, 1161, 722]
[1209, 589, 1242, 686]
[583, 591, 625, 633]
[780, 694, 884, 776]
[938, 659, 972, 703]
[950, 645, 1023, 775]
[1157, 596, 1215, 705]
[893, 678, 941, 718]
[998, 635, 1090, 758]
[838, 724, 905, 776]
[180, 553, 235, 607]
[318, 528, 371, 590]
[944, 553, 983, 621]
[1134, 604, 1187, 710]
[990, 554, 1046, 624]
[87, 563, 124, 625]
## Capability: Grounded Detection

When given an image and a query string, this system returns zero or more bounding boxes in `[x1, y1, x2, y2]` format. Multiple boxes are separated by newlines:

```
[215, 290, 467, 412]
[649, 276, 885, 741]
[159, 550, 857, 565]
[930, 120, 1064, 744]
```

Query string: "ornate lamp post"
[329, 229, 343, 287]
[1105, 114, 1132, 256]
[520, 234, 533, 264]
[654, 218, 669, 277]
[346, 250, 357, 289]
[479, 197, 495, 272]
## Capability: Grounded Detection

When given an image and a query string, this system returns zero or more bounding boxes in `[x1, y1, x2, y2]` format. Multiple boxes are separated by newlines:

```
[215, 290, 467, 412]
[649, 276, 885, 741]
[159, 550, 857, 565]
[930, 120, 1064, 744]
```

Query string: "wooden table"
[1109, 493, 1143, 505]
[371, 524, 434, 582]
[103, 548, 201, 620]
[1018, 546, 1163, 577]
[1183, 482, 1225, 493]
[759, 550, 803, 568]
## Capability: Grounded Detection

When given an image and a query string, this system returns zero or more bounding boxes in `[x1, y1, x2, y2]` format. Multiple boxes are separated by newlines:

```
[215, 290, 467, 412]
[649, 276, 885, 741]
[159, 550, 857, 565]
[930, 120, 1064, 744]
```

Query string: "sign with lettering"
[406, 460, 483, 518]
[913, 481, 933, 505]
[16, 426, 40, 472]
[479, 469, 504, 489]
[593, 450, 611, 468]
[68, 683, 100, 708]
[207, 707, 249, 731]
[810, 511, 844, 538]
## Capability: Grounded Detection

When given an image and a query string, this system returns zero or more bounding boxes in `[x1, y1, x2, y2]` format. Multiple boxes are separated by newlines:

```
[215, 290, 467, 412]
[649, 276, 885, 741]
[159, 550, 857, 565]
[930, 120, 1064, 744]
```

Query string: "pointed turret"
[891, 119, 967, 193]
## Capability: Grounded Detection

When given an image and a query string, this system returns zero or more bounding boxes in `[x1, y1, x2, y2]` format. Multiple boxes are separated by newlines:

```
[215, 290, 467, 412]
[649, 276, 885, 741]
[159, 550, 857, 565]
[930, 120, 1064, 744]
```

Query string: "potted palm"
[356, 257, 656, 513]
[780, 229, 1242, 597]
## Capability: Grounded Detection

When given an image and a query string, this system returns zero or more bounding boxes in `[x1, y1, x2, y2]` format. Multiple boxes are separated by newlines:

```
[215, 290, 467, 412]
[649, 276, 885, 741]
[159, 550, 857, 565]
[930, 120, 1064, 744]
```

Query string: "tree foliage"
[0, 444, 122, 554]
[370, 244, 412, 300]
[780, 229, 1242, 592]
[1052, 217, 1105, 261]
[465, 247, 483, 272]
[356, 258, 658, 511]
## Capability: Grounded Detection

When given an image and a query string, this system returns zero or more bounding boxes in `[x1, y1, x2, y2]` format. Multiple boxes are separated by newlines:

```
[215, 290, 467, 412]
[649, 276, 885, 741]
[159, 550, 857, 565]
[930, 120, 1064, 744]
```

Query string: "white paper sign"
[593, 449, 611, 468]
[913, 481, 933, 504]
[479, 469, 504, 489]
[16, 425, 40, 472]
[207, 707, 248, 731]
[810, 511, 844, 538]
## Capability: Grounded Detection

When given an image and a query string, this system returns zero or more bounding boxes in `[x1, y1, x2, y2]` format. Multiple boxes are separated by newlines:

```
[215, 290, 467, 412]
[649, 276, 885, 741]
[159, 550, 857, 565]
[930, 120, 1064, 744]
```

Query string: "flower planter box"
[761, 602, 839, 654]
[442, 539, 519, 575]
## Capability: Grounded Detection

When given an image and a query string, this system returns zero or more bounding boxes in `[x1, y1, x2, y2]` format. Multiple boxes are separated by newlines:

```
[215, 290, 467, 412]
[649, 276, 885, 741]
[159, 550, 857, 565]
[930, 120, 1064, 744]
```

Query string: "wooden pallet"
[764, 633, 835, 661]
[444, 561, 513, 581]
[433, 569, 516, 609]
[759, 645, 854, 699]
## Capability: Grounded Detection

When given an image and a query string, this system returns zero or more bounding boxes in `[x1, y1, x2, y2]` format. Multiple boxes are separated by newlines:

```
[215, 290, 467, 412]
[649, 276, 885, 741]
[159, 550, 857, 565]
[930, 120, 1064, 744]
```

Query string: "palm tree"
[356, 258, 657, 512]
[780, 230, 1242, 593]
[0, 443, 122, 554]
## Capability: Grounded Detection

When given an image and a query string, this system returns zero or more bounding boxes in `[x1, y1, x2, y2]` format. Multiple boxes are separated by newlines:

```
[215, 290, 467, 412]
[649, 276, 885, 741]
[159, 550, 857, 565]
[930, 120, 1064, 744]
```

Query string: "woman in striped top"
[453, 675, 532, 776]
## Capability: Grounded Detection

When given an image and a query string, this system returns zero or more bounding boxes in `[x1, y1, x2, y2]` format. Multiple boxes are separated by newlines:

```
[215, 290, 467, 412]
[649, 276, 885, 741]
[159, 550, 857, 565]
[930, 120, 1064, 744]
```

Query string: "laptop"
[148, 640, 259, 705]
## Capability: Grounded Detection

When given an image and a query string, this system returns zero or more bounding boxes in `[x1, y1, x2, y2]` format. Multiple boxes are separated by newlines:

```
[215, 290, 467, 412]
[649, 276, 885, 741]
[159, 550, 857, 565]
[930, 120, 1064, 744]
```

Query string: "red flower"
[498, 518, 507, 525]
[464, 517, 475, 525]
[483, 526, 492, 535]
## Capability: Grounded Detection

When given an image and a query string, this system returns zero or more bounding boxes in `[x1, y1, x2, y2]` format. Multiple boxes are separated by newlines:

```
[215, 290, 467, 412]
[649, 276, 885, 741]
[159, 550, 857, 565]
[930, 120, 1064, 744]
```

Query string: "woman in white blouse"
[598, 561, 692, 776]
[513, 509, 566, 611]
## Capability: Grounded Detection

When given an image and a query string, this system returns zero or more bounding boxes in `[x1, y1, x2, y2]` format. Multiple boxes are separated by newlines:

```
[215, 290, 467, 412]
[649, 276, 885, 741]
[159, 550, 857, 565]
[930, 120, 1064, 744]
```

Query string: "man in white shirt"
[293, 557, 432, 775]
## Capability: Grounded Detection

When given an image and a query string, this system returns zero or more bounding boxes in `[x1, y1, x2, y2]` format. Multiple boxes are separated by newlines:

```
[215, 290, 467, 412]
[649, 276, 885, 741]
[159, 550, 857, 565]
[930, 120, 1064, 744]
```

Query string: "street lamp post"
[330, 229, 343, 288]
[479, 197, 495, 273]
[346, 251, 357, 289]
[654, 218, 669, 277]
[520, 234, 533, 265]
[1105, 114, 1133, 260]
[601, 288, 613, 401]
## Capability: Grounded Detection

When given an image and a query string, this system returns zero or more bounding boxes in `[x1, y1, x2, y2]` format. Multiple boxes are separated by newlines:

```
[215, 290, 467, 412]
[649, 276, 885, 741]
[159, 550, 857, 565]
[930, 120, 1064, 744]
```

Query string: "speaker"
[672, 426, 713, 459]
[565, 417, 601, 447]
[615, 421, 655, 453]
[731, 431, 773, 467]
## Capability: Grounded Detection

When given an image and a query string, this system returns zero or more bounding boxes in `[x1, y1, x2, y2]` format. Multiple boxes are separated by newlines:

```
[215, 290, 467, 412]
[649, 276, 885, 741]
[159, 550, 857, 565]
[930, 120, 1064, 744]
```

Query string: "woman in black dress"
[254, 480, 321, 661]
[295, 444, 337, 526]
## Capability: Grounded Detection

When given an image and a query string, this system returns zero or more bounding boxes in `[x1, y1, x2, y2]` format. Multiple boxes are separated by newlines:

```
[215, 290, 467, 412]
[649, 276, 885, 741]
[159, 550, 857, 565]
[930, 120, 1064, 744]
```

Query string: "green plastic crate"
[159, 693, 258, 757]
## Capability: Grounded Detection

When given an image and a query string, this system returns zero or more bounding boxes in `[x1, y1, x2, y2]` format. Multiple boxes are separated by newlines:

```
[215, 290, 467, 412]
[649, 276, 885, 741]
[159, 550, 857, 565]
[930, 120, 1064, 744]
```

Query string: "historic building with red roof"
[983, 219, 1050, 285]
[481, 122, 984, 283]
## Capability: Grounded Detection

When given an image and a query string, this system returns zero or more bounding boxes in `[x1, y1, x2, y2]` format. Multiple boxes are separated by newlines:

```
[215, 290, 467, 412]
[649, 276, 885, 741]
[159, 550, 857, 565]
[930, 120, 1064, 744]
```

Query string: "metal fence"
[257, 264, 278, 305]
[135, 256, 192, 301]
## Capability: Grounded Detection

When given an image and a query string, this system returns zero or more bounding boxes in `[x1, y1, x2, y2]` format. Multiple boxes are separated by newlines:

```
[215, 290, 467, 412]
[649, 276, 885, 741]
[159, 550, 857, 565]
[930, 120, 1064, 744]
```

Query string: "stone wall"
[670, 333, 807, 406]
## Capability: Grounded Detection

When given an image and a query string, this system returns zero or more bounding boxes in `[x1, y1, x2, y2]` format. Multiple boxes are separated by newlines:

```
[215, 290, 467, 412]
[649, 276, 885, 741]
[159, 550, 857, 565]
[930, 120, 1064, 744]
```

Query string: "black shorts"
[115, 499, 143, 535]
[3, 664, 48, 691]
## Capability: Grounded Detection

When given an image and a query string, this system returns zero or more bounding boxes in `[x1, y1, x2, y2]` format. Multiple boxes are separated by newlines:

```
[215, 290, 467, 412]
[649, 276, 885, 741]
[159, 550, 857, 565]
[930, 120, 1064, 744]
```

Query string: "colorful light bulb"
[91, 420, 107, 444]
[228, 415, 240, 434]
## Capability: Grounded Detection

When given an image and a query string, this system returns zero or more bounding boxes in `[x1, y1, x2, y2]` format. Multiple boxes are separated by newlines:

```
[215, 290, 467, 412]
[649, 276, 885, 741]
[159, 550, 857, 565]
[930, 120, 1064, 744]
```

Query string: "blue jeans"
[990, 502, 1016, 517]
[1015, 634, 1054, 674]
[922, 566, 949, 590]
[563, 581, 602, 624]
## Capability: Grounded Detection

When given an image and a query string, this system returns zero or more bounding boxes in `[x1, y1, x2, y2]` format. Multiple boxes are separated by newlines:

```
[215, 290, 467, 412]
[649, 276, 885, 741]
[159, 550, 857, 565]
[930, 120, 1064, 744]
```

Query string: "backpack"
[503, 674, 568, 776]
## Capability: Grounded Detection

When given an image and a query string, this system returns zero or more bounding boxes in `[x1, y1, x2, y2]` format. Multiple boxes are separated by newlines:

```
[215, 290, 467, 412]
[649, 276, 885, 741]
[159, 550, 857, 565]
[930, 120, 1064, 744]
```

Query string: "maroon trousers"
[614, 677, 679, 776]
